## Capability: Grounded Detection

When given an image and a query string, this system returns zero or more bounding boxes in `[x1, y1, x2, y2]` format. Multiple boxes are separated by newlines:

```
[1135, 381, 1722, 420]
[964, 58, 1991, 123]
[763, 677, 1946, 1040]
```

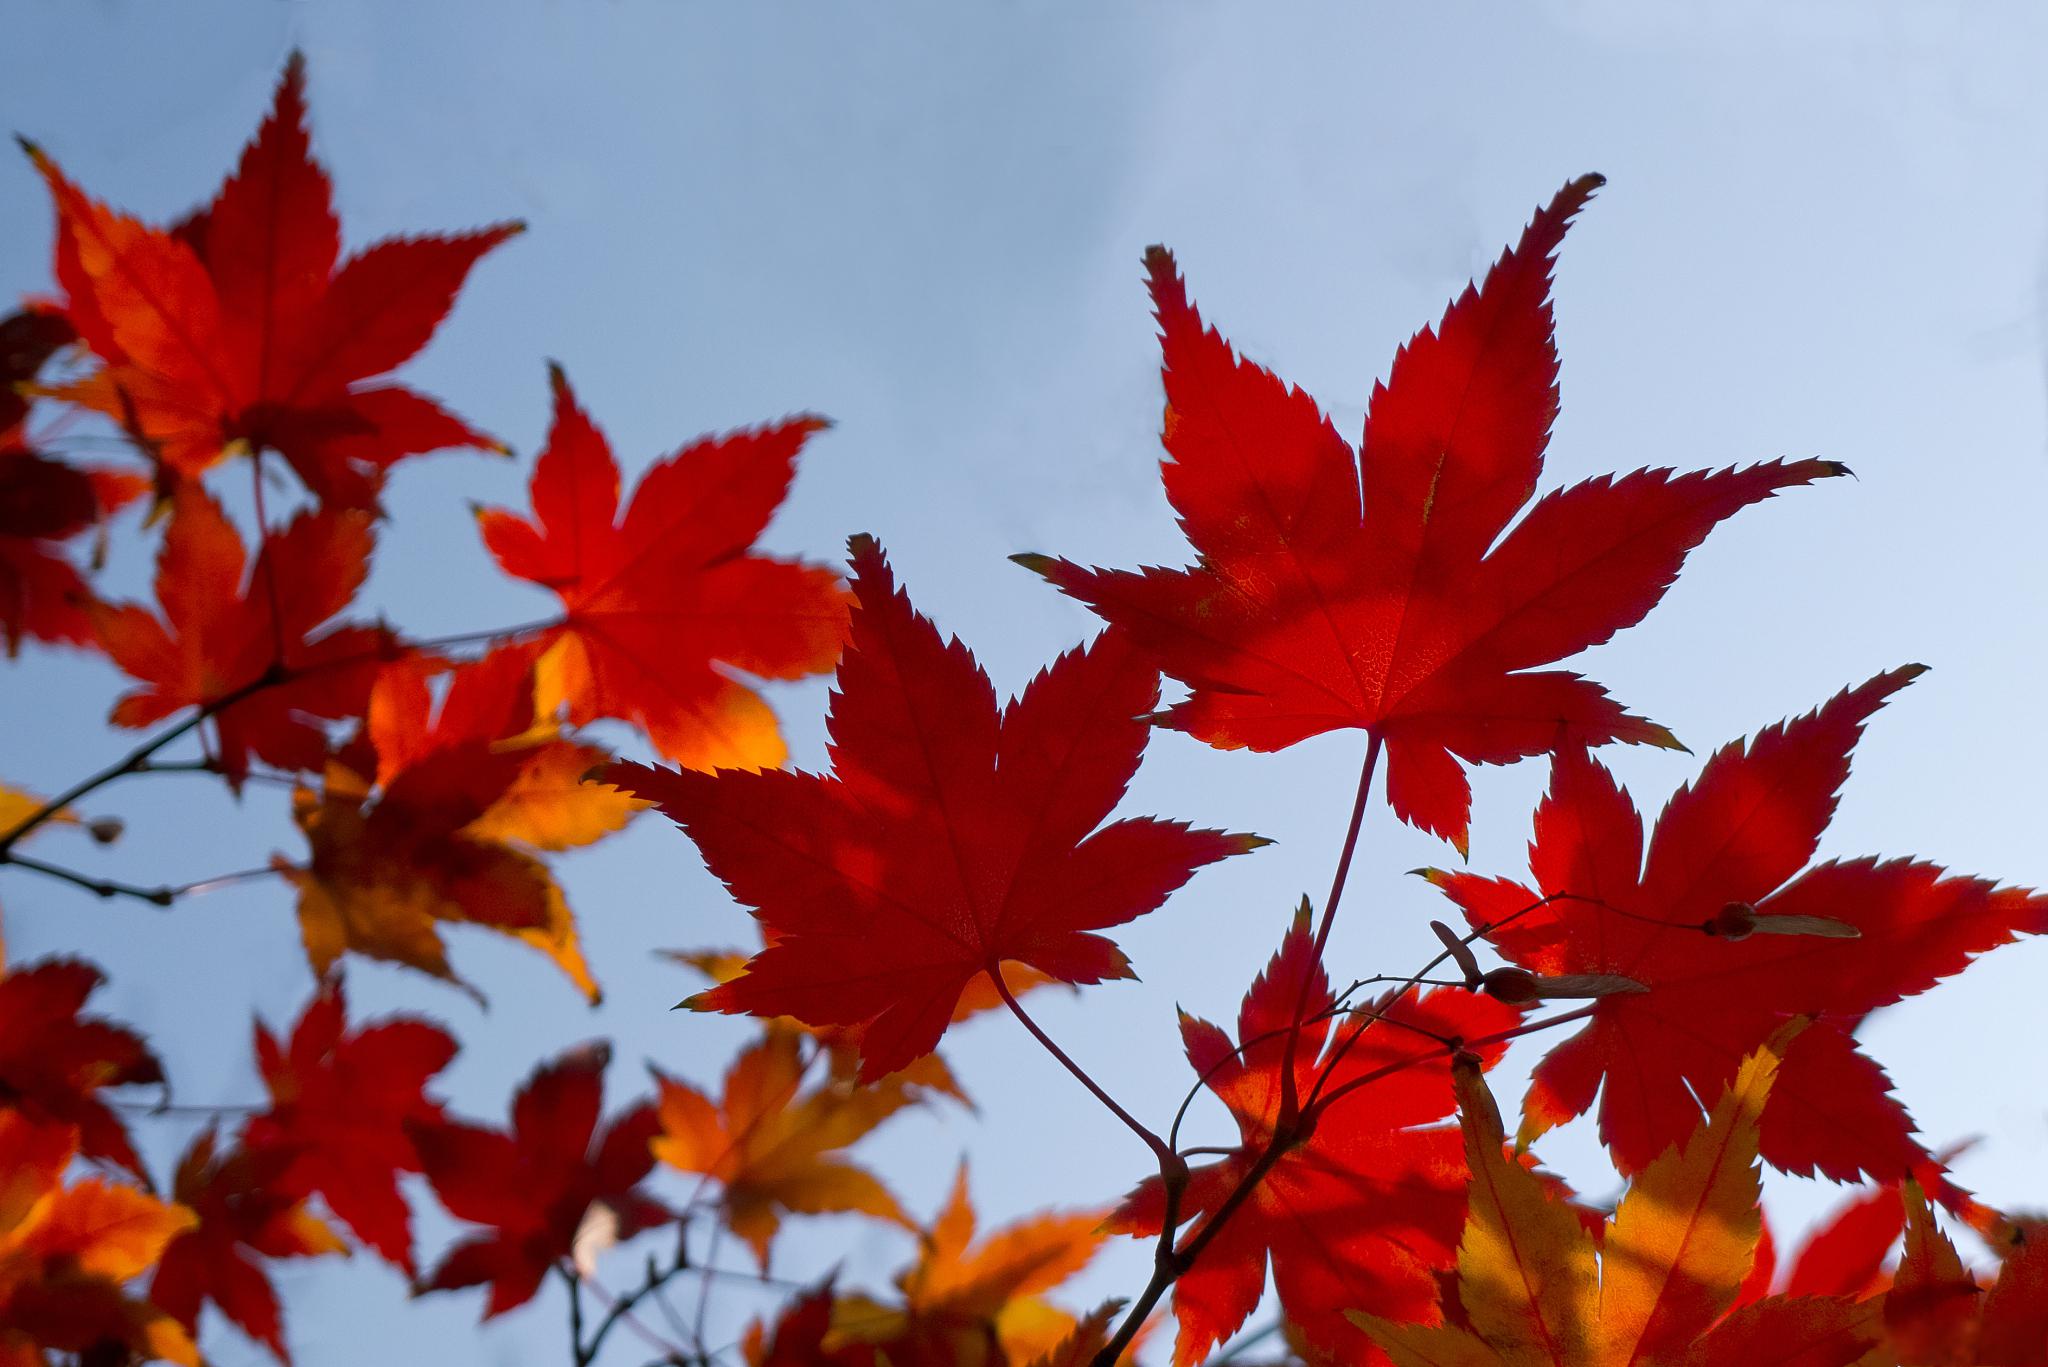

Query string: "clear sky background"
[5, 4, 2048, 1364]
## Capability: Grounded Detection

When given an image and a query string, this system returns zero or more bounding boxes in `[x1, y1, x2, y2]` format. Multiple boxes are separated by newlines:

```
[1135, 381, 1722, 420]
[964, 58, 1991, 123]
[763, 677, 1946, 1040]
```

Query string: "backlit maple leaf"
[91, 485, 392, 783]
[149, 1127, 347, 1364]
[651, 1030, 918, 1266]
[279, 649, 640, 1000]
[0, 1111, 198, 1366]
[1423, 669, 2048, 1196]
[475, 365, 848, 772]
[1355, 1034, 1881, 1367]
[413, 1042, 670, 1316]
[0, 956, 161, 1177]
[1111, 905, 1520, 1366]
[26, 54, 515, 507]
[826, 1164, 1107, 1367]
[1880, 1191, 2048, 1366]
[1020, 177, 1842, 848]
[240, 979, 456, 1274]
[610, 535, 1261, 1079]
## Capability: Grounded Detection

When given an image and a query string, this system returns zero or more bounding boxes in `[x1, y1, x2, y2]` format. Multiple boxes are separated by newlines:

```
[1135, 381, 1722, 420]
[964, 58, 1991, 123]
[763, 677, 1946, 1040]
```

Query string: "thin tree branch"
[1278, 733, 1382, 1125]
[994, 967, 1175, 1167]
[0, 668, 285, 855]
[0, 854, 293, 907]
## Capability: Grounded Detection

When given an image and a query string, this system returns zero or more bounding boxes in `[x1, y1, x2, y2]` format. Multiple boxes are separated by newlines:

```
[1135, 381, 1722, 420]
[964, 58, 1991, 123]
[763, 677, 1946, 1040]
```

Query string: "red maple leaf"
[90, 485, 392, 782]
[148, 1127, 346, 1363]
[26, 54, 516, 508]
[1109, 906, 1520, 1365]
[608, 535, 1262, 1080]
[240, 979, 456, 1274]
[475, 366, 848, 773]
[0, 307, 148, 655]
[0, 957, 161, 1177]
[413, 1042, 670, 1316]
[1424, 668, 2048, 1200]
[1019, 177, 1842, 848]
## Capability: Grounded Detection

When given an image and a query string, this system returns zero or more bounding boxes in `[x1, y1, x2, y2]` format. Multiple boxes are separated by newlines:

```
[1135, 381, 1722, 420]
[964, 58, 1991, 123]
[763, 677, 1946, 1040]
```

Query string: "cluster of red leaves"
[2, 42, 2044, 1367]
[0, 50, 878, 1366]
[1109, 909, 1519, 1365]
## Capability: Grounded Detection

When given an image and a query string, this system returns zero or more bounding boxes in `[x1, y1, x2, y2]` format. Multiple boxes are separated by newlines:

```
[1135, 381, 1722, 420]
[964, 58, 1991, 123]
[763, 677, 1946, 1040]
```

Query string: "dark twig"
[995, 967, 1177, 1168]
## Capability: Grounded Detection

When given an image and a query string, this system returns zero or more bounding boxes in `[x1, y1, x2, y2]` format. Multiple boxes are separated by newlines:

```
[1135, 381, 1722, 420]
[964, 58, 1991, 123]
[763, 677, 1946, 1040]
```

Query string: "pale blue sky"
[5, 4, 2047, 1364]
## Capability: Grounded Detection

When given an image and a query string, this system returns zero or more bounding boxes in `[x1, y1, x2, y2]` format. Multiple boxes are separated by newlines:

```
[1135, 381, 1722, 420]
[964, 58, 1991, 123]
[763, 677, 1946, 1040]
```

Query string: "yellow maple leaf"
[1356, 1026, 1882, 1367]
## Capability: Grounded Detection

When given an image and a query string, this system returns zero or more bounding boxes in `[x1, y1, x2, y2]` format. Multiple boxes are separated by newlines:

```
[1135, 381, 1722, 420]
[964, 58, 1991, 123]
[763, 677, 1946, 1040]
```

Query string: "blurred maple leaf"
[0, 306, 148, 655]
[651, 1030, 920, 1266]
[613, 535, 1260, 1080]
[1737, 1183, 1905, 1309]
[1356, 1033, 1881, 1367]
[0, 955, 161, 1177]
[25, 54, 516, 508]
[149, 1126, 347, 1363]
[826, 1164, 1107, 1367]
[475, 365, 848, 773]
[1880, 1190, 2048, 1366]
[90, 484, 391, 783]
[279, 649, 640, 1000]
[1020, 177, 1843, 849]
[1424, 669, 2048, 1199]
[413, 1042, 670, 1316]
[240, 979, 455, 1275]
[744, 1279, 848, 1367]
[0, 1111, 198, 1365]
[1111, 905, 1520, 1365]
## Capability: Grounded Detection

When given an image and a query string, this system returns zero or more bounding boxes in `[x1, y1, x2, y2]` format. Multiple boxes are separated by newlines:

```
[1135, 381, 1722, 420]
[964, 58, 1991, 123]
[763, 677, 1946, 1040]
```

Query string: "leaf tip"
[1008, 551, 1056, 578]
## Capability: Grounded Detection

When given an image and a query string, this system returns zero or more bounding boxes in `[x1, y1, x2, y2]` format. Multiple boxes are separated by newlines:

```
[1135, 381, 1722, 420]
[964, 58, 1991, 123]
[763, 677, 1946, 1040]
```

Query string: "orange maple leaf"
[826, 1165, 1107, 1367]
[0, 1112, 199, 1366]
[476, 366, 848, 772]
[279, 650, 641, 1000]
[652, 1031, 920, 1266]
